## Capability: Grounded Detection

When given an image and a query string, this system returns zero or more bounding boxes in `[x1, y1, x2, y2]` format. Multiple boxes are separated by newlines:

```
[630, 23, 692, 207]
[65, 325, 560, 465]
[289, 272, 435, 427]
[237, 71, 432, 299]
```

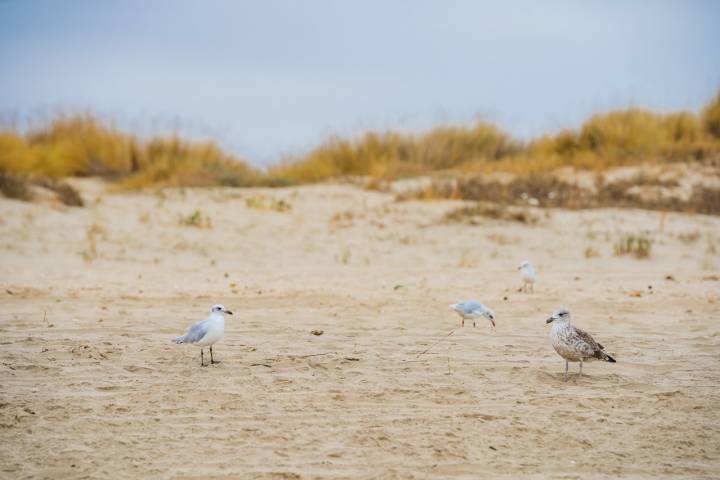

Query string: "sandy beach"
[1, 180, 719, 479]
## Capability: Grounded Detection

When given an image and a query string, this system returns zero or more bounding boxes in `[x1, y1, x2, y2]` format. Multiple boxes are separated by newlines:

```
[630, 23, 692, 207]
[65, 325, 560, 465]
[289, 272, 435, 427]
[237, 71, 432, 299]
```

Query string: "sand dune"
[1, 180, 719, 479]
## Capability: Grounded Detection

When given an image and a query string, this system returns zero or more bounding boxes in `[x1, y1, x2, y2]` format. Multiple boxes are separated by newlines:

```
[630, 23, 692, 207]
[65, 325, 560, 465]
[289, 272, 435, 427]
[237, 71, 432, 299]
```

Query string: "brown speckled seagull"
[546, 308, 615, 381]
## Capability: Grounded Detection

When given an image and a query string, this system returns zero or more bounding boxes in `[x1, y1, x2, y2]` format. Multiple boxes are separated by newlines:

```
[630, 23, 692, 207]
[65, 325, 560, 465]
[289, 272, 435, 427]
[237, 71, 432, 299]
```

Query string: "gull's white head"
[484, 307, 496, 327]
[546, 308, 570, 324]
[211, 304, 233, 315]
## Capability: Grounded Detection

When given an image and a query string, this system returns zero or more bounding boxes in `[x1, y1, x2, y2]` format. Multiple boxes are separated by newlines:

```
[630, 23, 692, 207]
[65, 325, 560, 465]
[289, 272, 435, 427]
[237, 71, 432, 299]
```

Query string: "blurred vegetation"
[0, 114, 259, 189]
[614, 234, 652, 259]
[399, 174, 720, 215]
[271, 90, 720, 182]
[1, 91, 719, 193]
[702, 90, 720, 139]
[0, 172, 84, 206]
[178, 209, 212, 228]
[0, 172, 33, 201]
[269, 123, 521, 182]
[443, 202, 539, 225]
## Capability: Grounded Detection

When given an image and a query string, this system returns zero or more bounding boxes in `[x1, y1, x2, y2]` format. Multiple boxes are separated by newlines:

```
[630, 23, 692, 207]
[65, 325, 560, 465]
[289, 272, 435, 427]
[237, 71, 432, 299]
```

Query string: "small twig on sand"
[43, 310, 54, 328]
[416, 329, 456, 358]
[297, 352, 335, 358]
[250, 363, 272, 368]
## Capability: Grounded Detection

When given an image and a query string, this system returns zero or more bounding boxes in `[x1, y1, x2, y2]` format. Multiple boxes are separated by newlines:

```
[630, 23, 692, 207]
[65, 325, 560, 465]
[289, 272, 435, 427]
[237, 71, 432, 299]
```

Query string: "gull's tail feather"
[173, 335, 186, 344]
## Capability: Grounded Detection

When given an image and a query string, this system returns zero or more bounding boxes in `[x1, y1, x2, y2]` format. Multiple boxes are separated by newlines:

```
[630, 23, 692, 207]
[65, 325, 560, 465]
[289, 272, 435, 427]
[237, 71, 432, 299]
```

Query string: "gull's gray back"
[180, 319, 210, 344]
[457, 301, 486, 314]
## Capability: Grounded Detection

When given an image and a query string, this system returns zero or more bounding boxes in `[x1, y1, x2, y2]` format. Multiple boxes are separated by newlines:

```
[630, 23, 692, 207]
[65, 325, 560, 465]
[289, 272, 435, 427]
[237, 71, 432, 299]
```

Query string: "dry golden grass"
[269, 123, 520, 183]
[399, 172, 720, 215]
[702, 90, 720, 138]
[178, 209, 213, 228]
[614, 233, 653, 259]
[0, 115, 259, 189]
[0, 172, 32, 201]
[443, 202, 539, 225]
[1, 91, 719, 193]
[0, 172, 84, 206]
[244, 195, 292, 212]
[269, 90, 720, 183]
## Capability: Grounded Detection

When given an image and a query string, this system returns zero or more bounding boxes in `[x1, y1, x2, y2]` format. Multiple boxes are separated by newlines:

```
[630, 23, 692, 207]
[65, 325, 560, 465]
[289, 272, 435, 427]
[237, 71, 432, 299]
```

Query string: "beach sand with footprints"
[1, 180, 719, 478]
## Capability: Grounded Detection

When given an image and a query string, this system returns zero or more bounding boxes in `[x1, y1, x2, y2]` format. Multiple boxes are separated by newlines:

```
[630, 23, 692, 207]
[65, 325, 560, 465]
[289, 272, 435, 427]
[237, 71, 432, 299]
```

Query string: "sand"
[1, 180, 719, 479]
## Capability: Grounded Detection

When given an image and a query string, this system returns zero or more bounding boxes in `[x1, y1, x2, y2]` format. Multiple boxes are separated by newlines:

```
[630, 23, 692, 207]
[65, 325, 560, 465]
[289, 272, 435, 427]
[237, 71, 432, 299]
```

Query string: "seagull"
[449, 301, 496, 330]
[173, 304, 232, 366]
[518, 260, 537, 293]
[546, 308, 616, 381]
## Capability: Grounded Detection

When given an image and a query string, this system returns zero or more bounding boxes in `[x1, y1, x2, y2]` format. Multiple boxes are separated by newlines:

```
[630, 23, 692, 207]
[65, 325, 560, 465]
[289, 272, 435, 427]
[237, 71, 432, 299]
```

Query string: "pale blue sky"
[1, 0, 719, 165]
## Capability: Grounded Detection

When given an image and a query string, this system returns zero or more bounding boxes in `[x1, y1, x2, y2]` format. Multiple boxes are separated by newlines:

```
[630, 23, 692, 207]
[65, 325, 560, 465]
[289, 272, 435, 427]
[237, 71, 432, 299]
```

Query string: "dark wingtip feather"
[605, 353, 616, 363]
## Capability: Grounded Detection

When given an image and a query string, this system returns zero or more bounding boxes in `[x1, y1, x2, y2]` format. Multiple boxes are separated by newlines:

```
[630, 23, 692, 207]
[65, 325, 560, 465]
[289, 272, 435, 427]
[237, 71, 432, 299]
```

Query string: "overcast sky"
[1, 0, 719, 165]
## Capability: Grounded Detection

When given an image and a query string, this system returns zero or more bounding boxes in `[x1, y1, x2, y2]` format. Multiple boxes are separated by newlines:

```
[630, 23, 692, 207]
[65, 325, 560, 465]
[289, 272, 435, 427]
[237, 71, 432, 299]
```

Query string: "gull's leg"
[200, 348, 205, 367]
[210, 346, 220, 364]
[473, 319, 476, 328]
[564, 361, 569, 382]
[579, 359, 583, 376]
[461, 318, 465, 327]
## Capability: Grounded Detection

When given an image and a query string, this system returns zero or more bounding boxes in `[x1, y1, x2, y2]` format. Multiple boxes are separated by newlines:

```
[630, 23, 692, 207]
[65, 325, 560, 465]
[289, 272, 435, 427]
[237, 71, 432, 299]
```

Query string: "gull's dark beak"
[546, 317, 554, 324]
[490, 318, 496, 328]
[225, 310, 233, 315]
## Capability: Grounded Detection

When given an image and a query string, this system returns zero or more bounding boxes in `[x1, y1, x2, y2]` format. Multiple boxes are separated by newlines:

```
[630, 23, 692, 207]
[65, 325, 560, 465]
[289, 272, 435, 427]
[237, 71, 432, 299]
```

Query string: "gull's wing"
[456, 301, 486, 315]
[522, 265, 537, 280]
[177, 318, 210, 344]
[570, 325, 604, 358]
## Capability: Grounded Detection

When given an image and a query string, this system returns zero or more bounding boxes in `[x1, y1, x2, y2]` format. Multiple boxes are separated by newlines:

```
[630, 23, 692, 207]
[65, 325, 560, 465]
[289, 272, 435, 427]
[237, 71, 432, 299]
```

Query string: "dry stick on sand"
[416, 329, 456, 358]
[298, 352, 335, 358]
[250, 352, 336, 368]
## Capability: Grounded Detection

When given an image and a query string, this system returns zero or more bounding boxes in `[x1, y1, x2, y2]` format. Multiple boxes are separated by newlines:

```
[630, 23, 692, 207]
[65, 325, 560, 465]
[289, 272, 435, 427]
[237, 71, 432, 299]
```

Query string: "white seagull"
[173, 304, 232, 366]
[546, 308, 616, 381]
[518, 260, 537, 293]
[449, 301, 496, 330]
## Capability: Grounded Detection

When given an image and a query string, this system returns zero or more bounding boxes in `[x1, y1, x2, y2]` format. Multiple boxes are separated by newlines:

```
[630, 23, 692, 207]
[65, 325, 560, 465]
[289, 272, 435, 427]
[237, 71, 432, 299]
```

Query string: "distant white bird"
[518, 260, 537, 293]
[173, 304, 232, 366]
[546, 308, 616, 381]
[449, 301, 496, 329]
